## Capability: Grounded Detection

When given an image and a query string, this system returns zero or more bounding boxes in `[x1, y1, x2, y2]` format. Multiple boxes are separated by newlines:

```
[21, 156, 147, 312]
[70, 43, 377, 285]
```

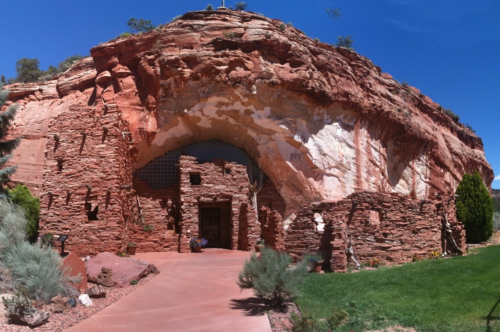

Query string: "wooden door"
[200, 208, 221, 248]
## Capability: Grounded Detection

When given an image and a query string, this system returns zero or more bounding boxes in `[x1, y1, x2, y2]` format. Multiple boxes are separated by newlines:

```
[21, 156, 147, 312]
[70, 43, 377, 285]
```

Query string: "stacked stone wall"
[282, 191, 465, 272]
[259, 207, 286, 252]
[130, 178, 179, 252]
[40, 105, 134, 256]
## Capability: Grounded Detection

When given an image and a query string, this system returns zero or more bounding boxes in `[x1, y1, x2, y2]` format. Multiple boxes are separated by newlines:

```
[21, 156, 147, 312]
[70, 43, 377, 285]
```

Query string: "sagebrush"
[0, 200, 74, 303]
[237, 246, 308, 307]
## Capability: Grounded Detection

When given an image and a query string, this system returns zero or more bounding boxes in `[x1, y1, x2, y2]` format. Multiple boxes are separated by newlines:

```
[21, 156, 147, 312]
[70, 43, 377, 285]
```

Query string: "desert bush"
[444, 108, 460, 123]
[335, 35, 354, 49]
[279, 23, 286, 31]
[206, 4, 214, 10]
[3, 241, 66, 303]
[9, 184, 40, 243]
[119, 32, 132, 39]
[2, 285, 35, 318]
[465, 123, 475, 133]
[235, 2, 247, 10]
[0, 200, 71, 303]
[237, 246, 308, 307]
[455, 170, 494, 243]
[127, 18, 154, 33]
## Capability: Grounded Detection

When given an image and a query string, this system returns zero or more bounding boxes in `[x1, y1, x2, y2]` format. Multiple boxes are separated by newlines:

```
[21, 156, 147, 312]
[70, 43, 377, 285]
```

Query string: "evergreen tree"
[15, 58, 42, 83]
[455, 171, 494, 243]
[0, 85, 21, 197]
[127, 18, 155, 33]
[0, 75, 5, 84]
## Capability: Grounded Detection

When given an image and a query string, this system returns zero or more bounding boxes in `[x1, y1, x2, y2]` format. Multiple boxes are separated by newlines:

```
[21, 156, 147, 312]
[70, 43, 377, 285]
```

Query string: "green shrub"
[127, 18, 154, 33]
[444, 108, 460, 123]
[328, 306, 350, 327]
[455, 171, 494, 243]
[3, 241, 67, 303]
[279, 23, 286, 31]
[119, 32, 132, 38]
[130, 279, 138, 285]
[0, 200, 71, 303]
[57, 55, 84, 73]
[335, 35, 354, 49]
[9, 184, 39, 243]
[237, 246, 308, 307]
[465, 123, 476, 133]
[206, 4, 214, 10]
[235, 2, 247, 11]
[2, 285, 35, 319]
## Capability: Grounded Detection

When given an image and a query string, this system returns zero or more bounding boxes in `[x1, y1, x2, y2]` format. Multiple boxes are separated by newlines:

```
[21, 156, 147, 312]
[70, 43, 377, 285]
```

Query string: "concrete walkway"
[66, 249, 272, 332]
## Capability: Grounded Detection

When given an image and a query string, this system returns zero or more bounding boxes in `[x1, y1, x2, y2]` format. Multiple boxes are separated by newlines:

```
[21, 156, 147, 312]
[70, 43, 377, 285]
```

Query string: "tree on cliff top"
[0, 85, 21, 197]
[127, 18, 155, 33]
[455, 171, 494, 243]
[15, 58, 42, 83]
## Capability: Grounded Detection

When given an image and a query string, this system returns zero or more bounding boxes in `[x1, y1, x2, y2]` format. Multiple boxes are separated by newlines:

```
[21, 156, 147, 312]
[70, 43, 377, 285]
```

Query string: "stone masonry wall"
[130, 178, 179, 252]
[40, 104, 134, 256]
[284, 191, 465, 272]
[259, 207, 286, 252]
[178, 156, 258, 251]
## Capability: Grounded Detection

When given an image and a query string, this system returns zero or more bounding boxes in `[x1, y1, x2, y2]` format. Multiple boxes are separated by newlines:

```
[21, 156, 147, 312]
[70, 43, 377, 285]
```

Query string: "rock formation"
[4, 9, 492, 211]
[0, 10, 493, 268]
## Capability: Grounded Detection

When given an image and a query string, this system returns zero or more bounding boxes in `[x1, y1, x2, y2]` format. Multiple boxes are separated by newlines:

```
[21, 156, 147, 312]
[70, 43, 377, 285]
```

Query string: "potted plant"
[255, 238, 265, 252]
[306, 252, 324, 273]
[190, 238, 208, 252]
[126, 242, 137, 255]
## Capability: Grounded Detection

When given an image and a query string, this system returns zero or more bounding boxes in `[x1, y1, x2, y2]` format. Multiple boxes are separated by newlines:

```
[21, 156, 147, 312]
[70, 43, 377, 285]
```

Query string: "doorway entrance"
[199, 203, 231, 249]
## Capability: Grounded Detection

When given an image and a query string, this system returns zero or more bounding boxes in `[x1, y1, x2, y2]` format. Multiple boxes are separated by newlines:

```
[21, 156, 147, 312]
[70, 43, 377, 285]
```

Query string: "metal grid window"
[135, 139, 264, 189]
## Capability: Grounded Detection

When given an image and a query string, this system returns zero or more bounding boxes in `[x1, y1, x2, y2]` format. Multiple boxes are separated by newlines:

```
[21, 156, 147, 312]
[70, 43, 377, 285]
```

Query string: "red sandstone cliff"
[3, 9, 493, 213]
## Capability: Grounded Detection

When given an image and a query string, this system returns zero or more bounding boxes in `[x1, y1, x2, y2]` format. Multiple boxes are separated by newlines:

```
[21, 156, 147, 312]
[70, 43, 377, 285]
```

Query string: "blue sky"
[1, 0, 499, 188]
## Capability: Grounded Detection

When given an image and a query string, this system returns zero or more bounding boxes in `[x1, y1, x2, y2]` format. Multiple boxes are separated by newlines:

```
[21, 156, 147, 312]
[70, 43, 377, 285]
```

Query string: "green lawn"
[296, 246, 500, 332]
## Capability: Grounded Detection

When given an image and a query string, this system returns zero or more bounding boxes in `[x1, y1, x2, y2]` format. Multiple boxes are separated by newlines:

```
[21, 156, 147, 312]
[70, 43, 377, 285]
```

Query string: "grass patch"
[296, 245, 500, 331]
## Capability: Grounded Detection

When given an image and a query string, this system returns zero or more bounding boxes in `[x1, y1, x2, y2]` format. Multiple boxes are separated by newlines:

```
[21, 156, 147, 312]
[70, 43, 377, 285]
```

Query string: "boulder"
[62, 251, 88, 291]
[86, 252, 159, 288]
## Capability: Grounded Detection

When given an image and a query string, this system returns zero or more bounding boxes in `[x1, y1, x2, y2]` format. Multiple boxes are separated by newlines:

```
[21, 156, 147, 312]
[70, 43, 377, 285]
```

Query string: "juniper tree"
[0, 85, 21, 197]
[455, 170, 494, 243]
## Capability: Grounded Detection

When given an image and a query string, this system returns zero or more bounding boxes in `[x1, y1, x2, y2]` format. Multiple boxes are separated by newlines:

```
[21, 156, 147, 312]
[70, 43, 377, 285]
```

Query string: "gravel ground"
[0, 273, 157, 332]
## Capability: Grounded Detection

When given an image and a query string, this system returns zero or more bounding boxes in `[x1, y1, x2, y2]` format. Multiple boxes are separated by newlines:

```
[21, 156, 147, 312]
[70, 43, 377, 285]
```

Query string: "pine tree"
[0, 75, 5, 84]
[455, 170, 494, 243]
[0, 85, 21, 197]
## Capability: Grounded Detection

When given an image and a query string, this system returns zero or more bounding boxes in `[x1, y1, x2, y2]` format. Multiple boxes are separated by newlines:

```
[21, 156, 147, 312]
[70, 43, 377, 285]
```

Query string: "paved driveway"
[66, 249, 272, 332]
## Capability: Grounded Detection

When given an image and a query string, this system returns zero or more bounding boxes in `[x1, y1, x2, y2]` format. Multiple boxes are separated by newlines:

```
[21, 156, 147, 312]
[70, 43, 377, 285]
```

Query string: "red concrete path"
[66, 249, 272, 332]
